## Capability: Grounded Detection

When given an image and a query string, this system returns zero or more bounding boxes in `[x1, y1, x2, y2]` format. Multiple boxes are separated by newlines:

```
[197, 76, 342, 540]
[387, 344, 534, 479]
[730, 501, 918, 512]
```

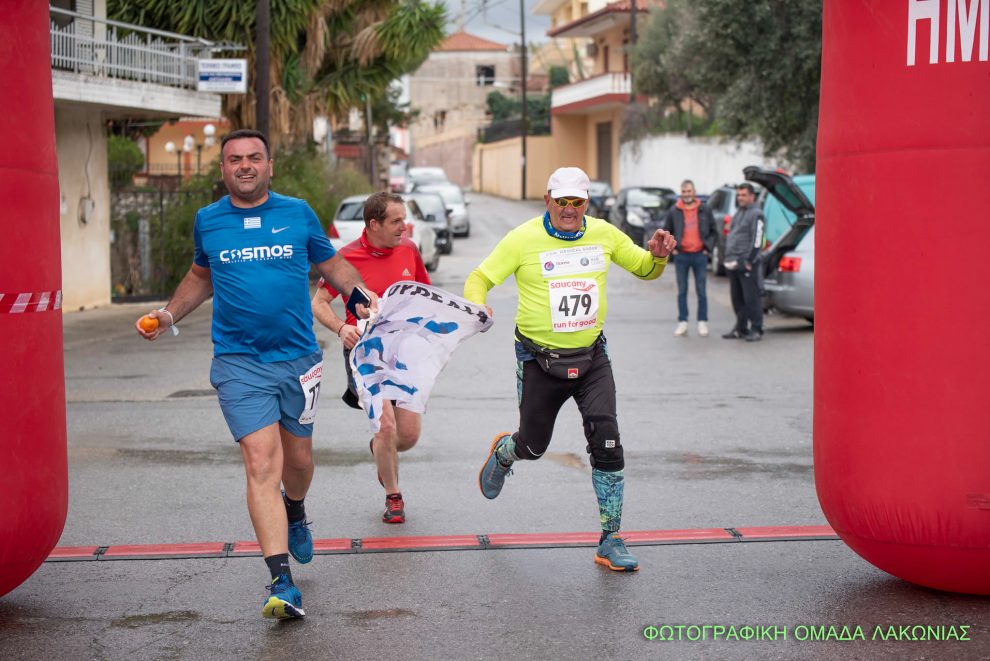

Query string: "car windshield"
[404, 201, 424, 221]
[419, 186, 463, 205]
[627, 189, 665, 207]
[588, 182, 612, 196]
[336, 201, 365, 221]
[762, 175, 815, 243]
[389, 164, 405, 177]
[411, 195, 445, 217]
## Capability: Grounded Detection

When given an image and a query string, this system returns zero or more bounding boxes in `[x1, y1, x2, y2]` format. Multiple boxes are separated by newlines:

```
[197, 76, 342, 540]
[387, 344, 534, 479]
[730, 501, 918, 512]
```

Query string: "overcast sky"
[442, 0, 552, 45]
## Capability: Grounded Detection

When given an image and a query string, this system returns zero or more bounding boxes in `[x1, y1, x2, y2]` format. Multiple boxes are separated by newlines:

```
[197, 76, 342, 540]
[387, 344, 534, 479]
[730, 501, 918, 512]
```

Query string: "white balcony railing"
[50, 7, 241, 90]
[551, 72, 631, 110]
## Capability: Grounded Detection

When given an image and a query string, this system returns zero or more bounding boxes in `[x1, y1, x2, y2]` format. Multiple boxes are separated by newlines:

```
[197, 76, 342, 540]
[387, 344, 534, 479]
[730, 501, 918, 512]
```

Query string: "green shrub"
[155, 176, 214, 292]
[549, 65, 569, 89]
[273, 145, 372, 231]
[108, 135, 145, 190]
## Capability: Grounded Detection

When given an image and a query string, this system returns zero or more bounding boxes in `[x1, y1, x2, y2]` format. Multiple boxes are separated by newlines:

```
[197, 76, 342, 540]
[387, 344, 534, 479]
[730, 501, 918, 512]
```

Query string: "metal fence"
[110, 188, 216, 301]
[478, 117, 551, 144]
[50, 7, 221, 89]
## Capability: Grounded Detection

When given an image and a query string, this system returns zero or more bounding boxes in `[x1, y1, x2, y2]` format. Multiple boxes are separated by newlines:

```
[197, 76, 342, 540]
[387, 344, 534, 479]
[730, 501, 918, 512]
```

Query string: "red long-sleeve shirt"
[320, 230, 430, 326]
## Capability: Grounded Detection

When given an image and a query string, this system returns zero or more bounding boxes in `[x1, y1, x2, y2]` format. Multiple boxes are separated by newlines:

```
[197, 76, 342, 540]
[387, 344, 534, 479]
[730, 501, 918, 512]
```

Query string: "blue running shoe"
[595, 533, 639, 572]
[262, 574, 305, 619]
[478, 433, 514, 500]
[287, 518, 313, 564]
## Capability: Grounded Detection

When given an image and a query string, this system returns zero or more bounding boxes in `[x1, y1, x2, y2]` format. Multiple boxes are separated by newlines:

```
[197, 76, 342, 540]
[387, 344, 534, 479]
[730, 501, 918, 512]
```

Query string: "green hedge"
[108, 135, 145, 190]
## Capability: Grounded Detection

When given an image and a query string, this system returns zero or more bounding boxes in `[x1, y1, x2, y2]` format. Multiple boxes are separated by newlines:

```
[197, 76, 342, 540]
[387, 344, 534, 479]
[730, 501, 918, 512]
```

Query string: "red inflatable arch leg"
[816, 0, 990, 594]
[0, 1, 68, 597]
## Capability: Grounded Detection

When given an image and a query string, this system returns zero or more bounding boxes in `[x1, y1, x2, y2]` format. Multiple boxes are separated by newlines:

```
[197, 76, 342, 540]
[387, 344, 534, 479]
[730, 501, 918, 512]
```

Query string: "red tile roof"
[438, 30, 509, 52]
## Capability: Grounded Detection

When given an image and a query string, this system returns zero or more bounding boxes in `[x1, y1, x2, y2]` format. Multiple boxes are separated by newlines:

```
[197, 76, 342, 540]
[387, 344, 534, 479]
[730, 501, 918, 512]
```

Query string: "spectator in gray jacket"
[722, 183, 765, 341]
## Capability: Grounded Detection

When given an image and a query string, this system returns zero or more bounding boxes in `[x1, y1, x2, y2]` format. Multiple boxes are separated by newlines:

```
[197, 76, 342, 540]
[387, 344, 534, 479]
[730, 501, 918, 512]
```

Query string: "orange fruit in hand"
[139, 315, 159, 332]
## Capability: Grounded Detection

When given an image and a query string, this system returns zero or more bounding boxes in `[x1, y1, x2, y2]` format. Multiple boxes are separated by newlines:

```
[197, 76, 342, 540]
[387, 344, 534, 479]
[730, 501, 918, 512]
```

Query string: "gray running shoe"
[478, 433, 514, 499]
[595, 533, 640, 572]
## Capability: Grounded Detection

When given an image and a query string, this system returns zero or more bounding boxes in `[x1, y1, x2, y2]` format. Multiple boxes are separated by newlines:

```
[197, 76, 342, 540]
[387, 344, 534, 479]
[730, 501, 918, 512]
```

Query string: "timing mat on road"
[47, 525, 838, 562]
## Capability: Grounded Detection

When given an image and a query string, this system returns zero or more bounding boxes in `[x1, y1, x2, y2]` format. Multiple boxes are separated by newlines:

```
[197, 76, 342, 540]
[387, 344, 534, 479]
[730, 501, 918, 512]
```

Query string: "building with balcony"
[408, 30, 516, 188]
[535, 0, 656, 188]
[49, 2, 234, 309]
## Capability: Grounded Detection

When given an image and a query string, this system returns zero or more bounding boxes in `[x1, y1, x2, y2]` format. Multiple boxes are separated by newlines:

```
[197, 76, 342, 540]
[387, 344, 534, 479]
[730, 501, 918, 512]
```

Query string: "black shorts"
[513, 340, 623, 470]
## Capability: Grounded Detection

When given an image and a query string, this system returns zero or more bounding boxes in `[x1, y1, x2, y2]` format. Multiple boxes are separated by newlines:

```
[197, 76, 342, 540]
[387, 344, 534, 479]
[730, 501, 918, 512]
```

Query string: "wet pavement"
[2, 193, 988, 660]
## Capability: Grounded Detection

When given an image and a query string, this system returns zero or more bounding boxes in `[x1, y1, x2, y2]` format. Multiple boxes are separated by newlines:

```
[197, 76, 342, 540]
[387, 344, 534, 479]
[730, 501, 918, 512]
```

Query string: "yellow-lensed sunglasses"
[552, 197, 588, 208]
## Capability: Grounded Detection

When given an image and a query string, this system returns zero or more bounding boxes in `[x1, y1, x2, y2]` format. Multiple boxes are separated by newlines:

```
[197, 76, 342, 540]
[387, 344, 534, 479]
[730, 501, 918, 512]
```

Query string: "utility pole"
[520, 0, 527, 200]
[255, 0, 271, 137]
[365, 96, 377, 189]
[629, 0, 637, 102]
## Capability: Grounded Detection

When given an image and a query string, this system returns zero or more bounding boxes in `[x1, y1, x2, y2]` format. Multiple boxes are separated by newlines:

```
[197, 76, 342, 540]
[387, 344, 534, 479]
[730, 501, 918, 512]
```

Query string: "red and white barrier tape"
[0, 290, 62, 313]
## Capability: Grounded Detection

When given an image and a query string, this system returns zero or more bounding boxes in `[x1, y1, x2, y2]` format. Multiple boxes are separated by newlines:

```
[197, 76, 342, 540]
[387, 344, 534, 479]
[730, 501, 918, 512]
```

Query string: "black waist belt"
[514, 328, 601, 358]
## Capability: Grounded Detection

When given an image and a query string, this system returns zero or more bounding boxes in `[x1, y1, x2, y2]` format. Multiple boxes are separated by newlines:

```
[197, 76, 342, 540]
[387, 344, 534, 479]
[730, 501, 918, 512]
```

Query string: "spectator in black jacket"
[661, 180, 718, 337]
[722, 183, 766, 341]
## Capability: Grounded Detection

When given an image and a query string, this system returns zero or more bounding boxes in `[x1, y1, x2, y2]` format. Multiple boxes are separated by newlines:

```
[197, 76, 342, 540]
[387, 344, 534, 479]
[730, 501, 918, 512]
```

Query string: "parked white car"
[330, 194, 439, 271]
[413, 183, 470, 237]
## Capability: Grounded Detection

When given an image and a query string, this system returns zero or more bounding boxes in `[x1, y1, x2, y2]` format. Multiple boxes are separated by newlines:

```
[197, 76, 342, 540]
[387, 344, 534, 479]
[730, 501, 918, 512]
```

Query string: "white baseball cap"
[546, 167, 590, 199]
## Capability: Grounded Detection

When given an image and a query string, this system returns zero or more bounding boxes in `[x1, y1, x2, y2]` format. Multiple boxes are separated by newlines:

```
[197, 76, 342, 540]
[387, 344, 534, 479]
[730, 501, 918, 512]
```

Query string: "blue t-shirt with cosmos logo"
[193, 191, 336, 362]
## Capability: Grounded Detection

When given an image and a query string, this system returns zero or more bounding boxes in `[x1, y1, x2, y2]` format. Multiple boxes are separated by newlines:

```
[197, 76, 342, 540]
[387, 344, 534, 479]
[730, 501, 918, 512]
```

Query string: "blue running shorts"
[210, 350, 324, 441]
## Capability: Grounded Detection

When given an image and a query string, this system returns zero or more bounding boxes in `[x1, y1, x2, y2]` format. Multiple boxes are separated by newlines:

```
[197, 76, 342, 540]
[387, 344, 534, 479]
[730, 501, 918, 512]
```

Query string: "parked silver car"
[705, 185, 739, 276]
[744, 167, 815, 322]
[414, 183, 470, 237]
[406, 192, 452, 255]
[406, 166, 449, 190]
[766, 226, 814, 320]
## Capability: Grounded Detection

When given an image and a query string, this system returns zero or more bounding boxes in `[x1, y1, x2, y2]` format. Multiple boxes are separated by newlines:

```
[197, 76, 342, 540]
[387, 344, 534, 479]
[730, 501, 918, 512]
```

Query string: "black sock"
[283, 493, 306, 523]
[600, 530, 616, 545]
[386, 492, 402, 500]
[265, 553, 292, 581]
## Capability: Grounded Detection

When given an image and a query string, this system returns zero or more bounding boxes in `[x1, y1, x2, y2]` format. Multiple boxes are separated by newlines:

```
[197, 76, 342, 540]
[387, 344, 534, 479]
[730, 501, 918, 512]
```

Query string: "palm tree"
[110, 0, 446, 150]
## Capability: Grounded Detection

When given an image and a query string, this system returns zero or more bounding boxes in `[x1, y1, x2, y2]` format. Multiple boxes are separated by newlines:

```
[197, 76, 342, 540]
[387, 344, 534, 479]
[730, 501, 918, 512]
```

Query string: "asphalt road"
[2, 193, 987, 660]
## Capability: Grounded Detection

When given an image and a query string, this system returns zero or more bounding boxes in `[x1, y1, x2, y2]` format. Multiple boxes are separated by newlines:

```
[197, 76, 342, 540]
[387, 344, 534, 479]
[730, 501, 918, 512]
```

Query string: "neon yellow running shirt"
[476, 215, 667, 349]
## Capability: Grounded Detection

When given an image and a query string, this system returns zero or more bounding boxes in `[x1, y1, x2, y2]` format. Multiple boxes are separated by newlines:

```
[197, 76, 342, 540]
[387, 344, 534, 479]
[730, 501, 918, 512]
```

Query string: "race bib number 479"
[549, 278, 599, 332]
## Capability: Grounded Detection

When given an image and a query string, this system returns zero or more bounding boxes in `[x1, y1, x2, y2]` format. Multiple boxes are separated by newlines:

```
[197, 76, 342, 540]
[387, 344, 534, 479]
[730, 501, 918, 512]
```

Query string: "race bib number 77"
[548, 278, 599, 332]
[297, 361, 323, 425]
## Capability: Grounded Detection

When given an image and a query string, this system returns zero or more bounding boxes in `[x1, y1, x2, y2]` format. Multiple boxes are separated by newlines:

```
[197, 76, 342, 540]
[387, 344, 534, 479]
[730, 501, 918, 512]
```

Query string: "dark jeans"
[728, 267, 763, 334]
[674, 251, 708, 322]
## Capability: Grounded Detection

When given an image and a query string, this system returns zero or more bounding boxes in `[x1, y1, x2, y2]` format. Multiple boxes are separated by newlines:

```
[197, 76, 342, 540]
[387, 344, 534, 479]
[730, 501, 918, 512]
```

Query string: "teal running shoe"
[262, 574, 305, 619]
[478, 433, 514, 500]
[287, 518, 313, 564]
[595, 533, 639, 572]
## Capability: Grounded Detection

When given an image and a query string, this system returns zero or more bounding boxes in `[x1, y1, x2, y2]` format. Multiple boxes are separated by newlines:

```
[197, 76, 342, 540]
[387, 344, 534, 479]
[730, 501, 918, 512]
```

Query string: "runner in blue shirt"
[135, 129, 376, 620]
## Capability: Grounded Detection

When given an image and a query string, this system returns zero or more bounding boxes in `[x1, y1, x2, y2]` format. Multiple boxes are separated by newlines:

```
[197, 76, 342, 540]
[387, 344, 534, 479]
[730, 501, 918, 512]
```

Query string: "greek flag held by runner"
[349, 281, 493, 432]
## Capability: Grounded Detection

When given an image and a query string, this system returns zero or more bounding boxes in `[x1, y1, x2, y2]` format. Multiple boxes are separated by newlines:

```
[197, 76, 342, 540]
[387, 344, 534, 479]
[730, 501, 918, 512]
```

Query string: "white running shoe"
[698, 321, 709, 337]
[674, 321, 689, 336]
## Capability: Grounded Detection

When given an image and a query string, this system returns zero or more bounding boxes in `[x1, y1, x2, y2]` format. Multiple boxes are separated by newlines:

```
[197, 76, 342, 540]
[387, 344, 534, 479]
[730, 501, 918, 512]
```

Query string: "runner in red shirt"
[312, 192, 430, 524]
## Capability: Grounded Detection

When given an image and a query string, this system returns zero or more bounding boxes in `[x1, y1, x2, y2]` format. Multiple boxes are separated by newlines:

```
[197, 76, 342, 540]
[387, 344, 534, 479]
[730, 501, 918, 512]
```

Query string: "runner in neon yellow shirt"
[464, 167, 676, 572]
